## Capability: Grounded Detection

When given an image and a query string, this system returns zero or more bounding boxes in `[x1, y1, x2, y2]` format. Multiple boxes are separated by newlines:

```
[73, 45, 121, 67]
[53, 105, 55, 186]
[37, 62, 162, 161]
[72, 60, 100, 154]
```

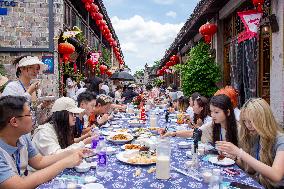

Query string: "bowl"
[106, 146, 116, 155]
[201, 169, 213, 183]
[84, 183, 105, 189]
[75, 161, 91, 173]
[178, 141, 191, 149]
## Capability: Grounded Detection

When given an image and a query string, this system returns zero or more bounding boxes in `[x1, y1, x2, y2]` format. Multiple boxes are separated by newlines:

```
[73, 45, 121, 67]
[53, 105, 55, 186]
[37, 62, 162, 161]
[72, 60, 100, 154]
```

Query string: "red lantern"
[81, 0, 88, 3]
[94, 13, 103, 20]
[85, 3, 91, 11]
[86, 0, 93, 3]
[111, 40, 117, 47]
[58, 42, 75, 63]
[106, 70, 112, 77]
[252, 0, 264, 12]
[99, 65, 107, 74]
[199, 22, 217, 44]
[90, 3, 98, 12]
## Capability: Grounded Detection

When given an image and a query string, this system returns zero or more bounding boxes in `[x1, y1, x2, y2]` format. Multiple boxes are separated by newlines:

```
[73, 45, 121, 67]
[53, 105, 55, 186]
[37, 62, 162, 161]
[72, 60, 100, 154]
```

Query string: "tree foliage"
[134, 70, 144, 78]
[174, 42, 221, 97]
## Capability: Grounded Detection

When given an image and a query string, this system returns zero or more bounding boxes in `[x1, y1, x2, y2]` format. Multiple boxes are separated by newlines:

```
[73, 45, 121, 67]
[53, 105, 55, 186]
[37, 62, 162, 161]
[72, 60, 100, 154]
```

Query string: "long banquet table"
[38, 112, 263, 189]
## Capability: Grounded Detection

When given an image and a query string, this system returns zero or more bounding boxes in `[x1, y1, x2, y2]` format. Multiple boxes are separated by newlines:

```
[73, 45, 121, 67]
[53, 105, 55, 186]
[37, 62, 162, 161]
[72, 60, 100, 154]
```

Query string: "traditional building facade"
[0, 0, 123, 96]
[159, 0, 284, 125]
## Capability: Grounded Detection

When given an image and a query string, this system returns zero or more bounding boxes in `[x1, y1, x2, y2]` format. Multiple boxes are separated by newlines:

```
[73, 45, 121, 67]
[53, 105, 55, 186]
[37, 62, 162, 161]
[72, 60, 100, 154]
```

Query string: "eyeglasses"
[243, 98, 262, 108]
[15, 114, 33, 118]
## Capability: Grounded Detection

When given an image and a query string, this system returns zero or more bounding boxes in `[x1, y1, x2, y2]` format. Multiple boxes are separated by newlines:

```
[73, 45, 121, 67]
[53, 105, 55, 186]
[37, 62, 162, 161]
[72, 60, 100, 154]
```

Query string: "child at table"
[0, 96, 84, 188]
[161, 95, 239, 147]
[192, 96, 212, 128]
[216, 98, 284, 189]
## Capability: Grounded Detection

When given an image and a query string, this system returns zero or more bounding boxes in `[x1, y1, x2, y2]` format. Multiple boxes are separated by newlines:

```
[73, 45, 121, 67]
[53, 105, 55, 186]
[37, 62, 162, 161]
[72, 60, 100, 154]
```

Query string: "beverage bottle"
[96, 136, 107, 177]
[91, 127, 100, 150]
[156, 138, 171, 179]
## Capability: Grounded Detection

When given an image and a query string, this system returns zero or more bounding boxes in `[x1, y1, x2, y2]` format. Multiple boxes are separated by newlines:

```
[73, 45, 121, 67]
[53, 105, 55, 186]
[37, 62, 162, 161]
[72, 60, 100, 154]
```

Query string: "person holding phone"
[216, 98, 284, 189]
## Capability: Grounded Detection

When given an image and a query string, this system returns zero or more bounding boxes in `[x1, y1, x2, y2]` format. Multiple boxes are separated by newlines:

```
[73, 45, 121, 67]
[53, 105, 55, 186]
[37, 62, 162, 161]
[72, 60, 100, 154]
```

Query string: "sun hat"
[51, 97, 85, 113]
[129, 84, 137, 88]
[0, 74, 8, 87]
[17, 56, 47, 73]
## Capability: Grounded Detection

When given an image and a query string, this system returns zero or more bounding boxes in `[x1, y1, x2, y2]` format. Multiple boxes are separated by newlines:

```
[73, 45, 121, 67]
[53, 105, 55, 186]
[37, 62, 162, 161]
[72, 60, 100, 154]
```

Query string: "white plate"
[178, 141, 191, 149]
[208, 156, 235, 166]
[83, 183, 105, 189]
[75, 161, 91, 173]
[106, 146, 116, 155]
[116, 150, 156, 165]
[101, 131, 112, 136]
[186, 151, 200, 157]
[101, 123, 110, 128]
[107, 133, 134, 144]
[112, 124, 121, 128]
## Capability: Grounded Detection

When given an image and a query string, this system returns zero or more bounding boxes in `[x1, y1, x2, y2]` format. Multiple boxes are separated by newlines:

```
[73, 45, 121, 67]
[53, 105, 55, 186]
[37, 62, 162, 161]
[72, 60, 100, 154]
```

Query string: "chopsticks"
[171, 166, 202, 181]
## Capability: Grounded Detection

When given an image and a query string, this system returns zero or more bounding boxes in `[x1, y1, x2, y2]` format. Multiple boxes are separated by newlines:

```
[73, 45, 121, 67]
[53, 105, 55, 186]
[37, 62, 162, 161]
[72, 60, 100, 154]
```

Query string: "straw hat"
[51, 97, 85, 114]
[0, 74, 8, 87]
[17, 56, 47, 73]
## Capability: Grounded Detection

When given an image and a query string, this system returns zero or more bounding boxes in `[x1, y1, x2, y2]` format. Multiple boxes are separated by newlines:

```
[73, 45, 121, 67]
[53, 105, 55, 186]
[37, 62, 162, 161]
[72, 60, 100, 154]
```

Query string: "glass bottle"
[156, 138, 171, 179]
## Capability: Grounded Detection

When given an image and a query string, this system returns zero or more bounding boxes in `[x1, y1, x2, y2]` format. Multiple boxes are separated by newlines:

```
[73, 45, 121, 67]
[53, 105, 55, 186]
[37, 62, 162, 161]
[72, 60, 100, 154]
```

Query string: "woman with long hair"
[215, 86, 240, 121]
[177, 97, 189, 113]
[162, 95, 238, 146]
[192, 96, 212, 128]
[216, 98, 284, 188]
[32, 97, 95, 155]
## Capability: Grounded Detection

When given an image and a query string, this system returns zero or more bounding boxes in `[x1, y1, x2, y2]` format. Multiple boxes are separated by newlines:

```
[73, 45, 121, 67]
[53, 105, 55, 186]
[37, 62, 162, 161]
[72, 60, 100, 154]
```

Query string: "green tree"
[174, 42, 221, 97]
[134, 70, 144, 78]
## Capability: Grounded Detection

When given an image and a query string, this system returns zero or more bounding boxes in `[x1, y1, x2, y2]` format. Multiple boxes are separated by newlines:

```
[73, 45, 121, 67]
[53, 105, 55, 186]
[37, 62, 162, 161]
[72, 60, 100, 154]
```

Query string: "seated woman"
[192, 96, 212, 128]
[214, 86, 240, 121]
[186, 92, 201, 121]
[161, 95, 239, 147]
[32, 97, 95, 155]
[216, 98, 284, 188]
[177, 97, 189, 113]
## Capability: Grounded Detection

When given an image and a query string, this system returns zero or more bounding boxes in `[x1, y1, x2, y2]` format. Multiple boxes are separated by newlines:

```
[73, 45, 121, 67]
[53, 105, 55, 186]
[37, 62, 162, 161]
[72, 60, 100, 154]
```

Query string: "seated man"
[75, 91, 97, 137]
[0, 96, 84, 189]
[89, 94, 113, 126]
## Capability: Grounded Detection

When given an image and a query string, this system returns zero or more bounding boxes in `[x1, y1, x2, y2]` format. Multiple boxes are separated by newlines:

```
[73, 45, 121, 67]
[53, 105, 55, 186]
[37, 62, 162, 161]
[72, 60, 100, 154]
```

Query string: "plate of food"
[121, 144, 142, 150]
[116, 149, 157, 165]
[128, 119, 143, 127]
[114, 128, 129, 133]
[107, 133, 133, 144]
[208, 155, 235, 166]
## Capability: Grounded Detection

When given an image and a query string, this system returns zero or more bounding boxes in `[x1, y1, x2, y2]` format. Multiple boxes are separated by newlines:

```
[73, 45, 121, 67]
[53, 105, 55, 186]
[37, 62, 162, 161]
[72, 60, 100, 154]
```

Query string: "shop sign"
[0, 0, 18, 15]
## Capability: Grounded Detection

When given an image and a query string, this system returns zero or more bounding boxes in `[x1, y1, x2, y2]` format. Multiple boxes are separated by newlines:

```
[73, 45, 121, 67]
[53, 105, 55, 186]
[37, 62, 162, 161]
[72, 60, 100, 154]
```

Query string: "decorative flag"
[90, 53, 100, 63]
[237, 10, 262, 43]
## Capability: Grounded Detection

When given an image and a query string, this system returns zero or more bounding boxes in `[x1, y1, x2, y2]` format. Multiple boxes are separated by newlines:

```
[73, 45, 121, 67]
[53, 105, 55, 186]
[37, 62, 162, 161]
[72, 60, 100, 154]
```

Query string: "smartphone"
[230, 182, 260, 189]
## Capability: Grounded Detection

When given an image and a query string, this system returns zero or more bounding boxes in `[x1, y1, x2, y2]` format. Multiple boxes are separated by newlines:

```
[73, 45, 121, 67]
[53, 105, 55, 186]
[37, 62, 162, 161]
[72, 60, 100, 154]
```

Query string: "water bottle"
[96, 136, 107, 177]
[91, 127, 99, 150]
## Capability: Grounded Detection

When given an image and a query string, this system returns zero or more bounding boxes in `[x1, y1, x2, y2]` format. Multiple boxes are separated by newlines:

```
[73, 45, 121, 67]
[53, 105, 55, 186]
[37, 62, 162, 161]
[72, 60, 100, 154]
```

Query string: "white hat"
[18, 56, 47, 73]
[0, 74, 8, 87]
[51, 97, 85, 114]
[129, 84, 136, 88]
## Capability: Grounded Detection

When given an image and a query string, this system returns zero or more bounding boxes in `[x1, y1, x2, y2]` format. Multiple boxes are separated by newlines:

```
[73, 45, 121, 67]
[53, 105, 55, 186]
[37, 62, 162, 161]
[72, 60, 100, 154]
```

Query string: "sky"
[103, 0, 200, 73]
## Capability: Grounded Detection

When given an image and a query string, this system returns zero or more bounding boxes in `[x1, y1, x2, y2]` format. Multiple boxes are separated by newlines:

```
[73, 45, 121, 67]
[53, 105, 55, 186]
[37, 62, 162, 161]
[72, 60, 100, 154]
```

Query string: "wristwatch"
[172, 131, 177, 137]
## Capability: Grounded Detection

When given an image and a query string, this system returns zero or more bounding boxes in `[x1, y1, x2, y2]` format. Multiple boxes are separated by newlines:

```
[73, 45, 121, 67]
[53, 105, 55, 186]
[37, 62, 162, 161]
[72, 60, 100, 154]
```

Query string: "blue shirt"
[0, 134, 38, 183]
